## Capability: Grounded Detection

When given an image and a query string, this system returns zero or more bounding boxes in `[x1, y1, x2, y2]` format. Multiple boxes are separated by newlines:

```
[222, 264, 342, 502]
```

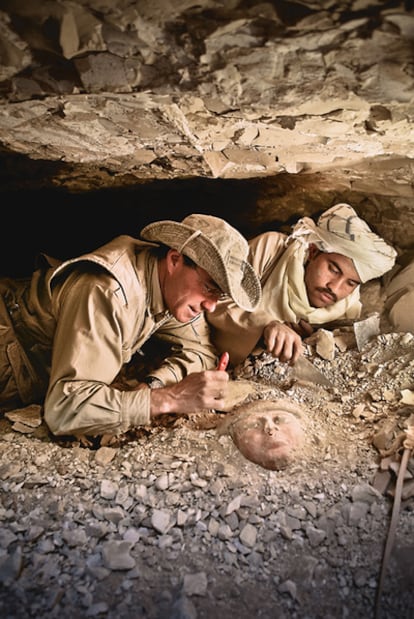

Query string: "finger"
[216, 352, 229, 371]
[270, 333, 288, 359]
[290, 342, 304, 364]
[278, 341, 295, 363]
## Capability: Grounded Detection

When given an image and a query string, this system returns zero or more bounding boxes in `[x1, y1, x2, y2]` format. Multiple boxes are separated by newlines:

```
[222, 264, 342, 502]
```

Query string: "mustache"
[317, 287, 337, 303]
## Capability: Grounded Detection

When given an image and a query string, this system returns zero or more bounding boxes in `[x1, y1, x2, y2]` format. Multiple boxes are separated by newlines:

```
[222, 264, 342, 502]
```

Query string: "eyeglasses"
[195, 266, 228, 301]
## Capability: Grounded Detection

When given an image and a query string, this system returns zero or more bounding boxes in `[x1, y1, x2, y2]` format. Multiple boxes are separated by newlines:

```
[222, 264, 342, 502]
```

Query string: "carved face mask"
[223, 399, 306, 470]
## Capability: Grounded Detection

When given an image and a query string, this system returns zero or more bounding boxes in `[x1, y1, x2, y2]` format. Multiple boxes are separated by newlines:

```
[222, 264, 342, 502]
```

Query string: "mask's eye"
[271, 413, 295, 425]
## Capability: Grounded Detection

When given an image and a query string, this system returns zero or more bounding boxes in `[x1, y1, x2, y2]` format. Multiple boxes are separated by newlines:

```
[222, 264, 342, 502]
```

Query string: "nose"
[264, 418, 278, 435]
[327, 277, 341, 292]
[326, 276, 348, 299]
[202, 298, 218, 312]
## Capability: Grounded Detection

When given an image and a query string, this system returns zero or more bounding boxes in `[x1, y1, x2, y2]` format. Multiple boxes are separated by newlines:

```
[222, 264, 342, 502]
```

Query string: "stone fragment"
[354, 314, 380, 351]
[315, 329, 336, 360]
[95, 447, 117, 466]
[5, 404, 42, 429]
[305, 525, 327, 547]
[0, 547, 23, 583]
[182, 571, 208, 596]
[151, 509, 172, 534]
[278, 579, 298, 600]
[102, 540, 136, 570]
[239, 523, 257, 548]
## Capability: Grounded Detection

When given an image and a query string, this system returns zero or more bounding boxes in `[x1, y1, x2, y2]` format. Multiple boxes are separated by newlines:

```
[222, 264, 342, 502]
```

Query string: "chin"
[173, 307, 192, 323]
[307, 294, 320, 308]
[262, 456, 292, 471]
[175, 314, 189, 323]
[310, 297, 329, 309]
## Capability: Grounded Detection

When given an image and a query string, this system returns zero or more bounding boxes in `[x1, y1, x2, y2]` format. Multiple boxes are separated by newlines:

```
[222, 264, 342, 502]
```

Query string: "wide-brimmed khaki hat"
[140, 214, 261, 311]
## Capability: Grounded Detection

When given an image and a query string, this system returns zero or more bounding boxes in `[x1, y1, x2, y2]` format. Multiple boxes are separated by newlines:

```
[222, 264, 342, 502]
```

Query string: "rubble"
[0, 327, 413, 618]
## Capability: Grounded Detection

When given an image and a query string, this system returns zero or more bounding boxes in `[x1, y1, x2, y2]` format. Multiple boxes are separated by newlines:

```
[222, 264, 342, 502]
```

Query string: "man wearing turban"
[208, 203, 397, 367]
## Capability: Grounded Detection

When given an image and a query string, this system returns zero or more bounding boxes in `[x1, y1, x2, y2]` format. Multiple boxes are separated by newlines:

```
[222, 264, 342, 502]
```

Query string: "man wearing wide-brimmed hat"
[208, 203, 397, 367]
[0, 214, 261, 438]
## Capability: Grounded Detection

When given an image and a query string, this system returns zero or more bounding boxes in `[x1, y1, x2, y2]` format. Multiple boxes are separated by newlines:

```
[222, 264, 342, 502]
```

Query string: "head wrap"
[289, 203, 397, 283]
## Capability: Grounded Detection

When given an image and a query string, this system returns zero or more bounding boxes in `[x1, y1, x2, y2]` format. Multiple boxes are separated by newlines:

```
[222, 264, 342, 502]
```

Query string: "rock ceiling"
[0, 0, 413, 269]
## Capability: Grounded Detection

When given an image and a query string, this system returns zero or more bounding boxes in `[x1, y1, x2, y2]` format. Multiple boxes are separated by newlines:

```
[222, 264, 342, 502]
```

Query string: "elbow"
[43, 387, 74, 436]
[43, 401, 65, 436]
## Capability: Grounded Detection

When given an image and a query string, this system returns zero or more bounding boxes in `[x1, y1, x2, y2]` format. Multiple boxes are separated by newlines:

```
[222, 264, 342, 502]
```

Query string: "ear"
[165, 249, 182, 272]
[307, 243, 320, 260]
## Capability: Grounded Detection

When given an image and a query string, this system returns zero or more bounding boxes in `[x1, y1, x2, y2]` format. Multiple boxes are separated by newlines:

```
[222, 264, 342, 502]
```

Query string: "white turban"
[289, 203, 397, 283]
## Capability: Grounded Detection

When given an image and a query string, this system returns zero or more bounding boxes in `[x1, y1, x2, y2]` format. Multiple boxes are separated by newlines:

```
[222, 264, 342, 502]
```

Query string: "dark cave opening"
[2, 178, 271, 277]
[3, 172, 406, 279]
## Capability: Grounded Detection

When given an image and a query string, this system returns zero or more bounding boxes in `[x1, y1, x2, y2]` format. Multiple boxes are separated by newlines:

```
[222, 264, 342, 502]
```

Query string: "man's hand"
[149, 370, 229, 417]
[287, 318, 314, 338]
[263, 320, 308, 364]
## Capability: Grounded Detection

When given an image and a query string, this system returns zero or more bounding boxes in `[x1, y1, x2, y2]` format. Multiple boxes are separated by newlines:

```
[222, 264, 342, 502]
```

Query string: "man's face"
[230, 408, 305, 470]
[163, 250, 224, 322]
[304, 245, 361, 308]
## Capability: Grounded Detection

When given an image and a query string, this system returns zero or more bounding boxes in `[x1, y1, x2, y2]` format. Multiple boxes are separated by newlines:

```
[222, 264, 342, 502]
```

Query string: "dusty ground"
[1, 288, 414, 619]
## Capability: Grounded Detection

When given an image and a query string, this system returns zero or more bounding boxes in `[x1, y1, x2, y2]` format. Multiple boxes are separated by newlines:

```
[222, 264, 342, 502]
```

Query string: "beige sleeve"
[145, 313, 218, 385]
[44, 272, 151, 436]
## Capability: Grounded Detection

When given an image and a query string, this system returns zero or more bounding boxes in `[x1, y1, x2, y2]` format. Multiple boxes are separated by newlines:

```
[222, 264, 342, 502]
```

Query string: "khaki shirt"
[3, 235, 217, 436]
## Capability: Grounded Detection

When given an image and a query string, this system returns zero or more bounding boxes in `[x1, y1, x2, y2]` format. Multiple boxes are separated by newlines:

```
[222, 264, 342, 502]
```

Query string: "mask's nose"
[263, 418, 277, 435]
